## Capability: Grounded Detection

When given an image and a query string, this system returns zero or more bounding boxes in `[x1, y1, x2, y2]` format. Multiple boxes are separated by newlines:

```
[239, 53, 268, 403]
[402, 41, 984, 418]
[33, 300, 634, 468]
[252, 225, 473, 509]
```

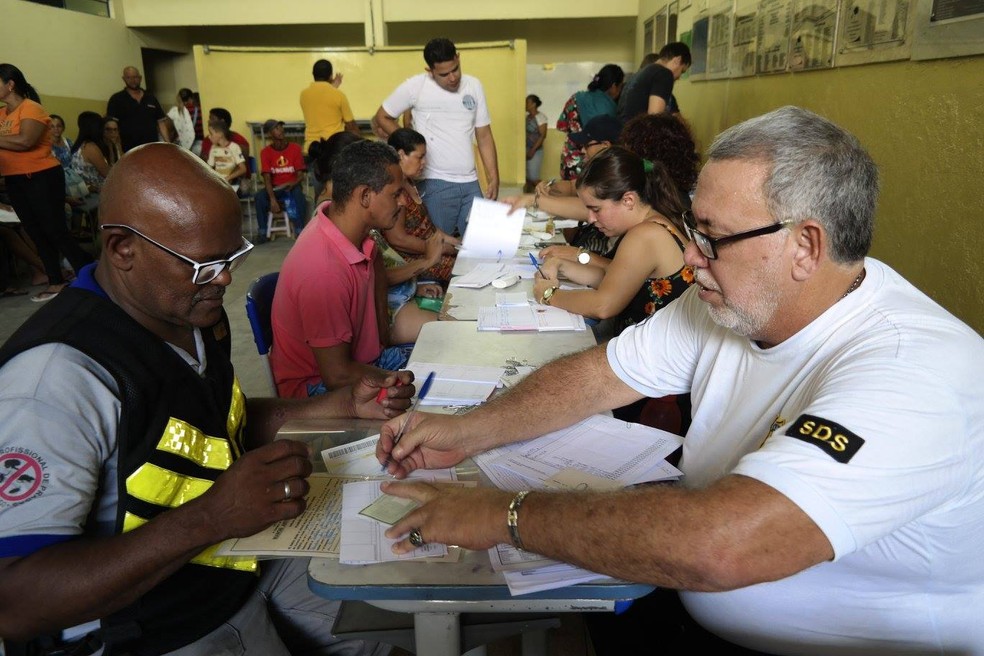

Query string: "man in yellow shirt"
[299, 59, 360, 154]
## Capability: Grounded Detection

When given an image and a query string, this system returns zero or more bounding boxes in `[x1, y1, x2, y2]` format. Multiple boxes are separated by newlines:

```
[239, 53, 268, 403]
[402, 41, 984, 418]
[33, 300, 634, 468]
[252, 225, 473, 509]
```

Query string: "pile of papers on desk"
[477, 303, 586, 332]
[474, 414, 684, 595]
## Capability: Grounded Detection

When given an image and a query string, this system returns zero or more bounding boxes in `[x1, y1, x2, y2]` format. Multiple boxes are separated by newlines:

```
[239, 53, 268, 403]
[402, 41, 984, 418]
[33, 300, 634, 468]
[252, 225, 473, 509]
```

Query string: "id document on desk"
[215, 474, 358, 558]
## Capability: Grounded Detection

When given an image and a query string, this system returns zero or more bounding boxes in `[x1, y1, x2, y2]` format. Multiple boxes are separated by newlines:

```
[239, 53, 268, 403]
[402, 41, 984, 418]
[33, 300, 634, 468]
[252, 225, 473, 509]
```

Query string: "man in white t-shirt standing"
[373, 38, 499, 237]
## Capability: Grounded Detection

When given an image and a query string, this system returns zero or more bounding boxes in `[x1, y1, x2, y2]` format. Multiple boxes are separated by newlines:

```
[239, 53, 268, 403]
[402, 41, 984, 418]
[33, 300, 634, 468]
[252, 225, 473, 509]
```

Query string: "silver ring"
[283, 480, 291, 501]
[408, 528, 425, 547]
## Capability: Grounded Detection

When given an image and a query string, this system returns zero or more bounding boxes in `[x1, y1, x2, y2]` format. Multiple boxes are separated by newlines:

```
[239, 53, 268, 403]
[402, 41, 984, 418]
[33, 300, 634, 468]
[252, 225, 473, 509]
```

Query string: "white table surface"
[302, 321, 647, 655]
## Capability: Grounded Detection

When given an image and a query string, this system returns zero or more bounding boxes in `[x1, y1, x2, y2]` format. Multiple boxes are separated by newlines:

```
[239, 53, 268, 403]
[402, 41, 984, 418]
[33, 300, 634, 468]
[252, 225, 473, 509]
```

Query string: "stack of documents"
[405, 363, 505, 406]
[474, 414, 684, 595]
[449, 262, 505, 288]
[477, 304, 587, 332]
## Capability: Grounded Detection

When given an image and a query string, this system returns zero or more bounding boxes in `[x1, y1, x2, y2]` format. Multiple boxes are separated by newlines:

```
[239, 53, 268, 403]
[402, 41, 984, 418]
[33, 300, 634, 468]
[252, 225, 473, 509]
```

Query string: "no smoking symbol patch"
[0, 453, 43, 503]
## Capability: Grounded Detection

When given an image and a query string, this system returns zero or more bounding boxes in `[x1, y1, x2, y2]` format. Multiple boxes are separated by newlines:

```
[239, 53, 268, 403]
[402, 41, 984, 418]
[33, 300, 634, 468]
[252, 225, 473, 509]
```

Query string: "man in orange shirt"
[299, 59, 360, 155]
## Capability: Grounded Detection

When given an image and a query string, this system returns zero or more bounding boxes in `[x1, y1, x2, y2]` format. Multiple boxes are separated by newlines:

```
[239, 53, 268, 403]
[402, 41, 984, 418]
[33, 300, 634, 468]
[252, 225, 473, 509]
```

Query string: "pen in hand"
[381, 371, 436, 472]
[528, 252, 546, 278]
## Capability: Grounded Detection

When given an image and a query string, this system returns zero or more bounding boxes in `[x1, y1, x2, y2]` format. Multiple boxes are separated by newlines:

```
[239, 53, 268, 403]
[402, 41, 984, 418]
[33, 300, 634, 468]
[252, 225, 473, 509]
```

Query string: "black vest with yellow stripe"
[0, 287, 258, 654]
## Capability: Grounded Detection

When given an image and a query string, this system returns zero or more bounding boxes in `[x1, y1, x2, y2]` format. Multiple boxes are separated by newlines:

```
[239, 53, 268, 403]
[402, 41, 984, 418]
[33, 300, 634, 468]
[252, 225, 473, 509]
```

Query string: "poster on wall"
[690, 14, 710, 79]
[756, 0, 793, 73]
[789, 0, 838, 69]
[840, 0, 909, 50]
[837, 0, 912, 65]
[731, 0, 759, 77]
[707, 2, 735, 77]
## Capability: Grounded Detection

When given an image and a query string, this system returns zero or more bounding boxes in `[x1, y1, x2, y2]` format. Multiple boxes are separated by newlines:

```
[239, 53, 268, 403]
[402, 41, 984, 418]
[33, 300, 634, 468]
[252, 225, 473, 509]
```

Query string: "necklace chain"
[841, 268, 866, 299]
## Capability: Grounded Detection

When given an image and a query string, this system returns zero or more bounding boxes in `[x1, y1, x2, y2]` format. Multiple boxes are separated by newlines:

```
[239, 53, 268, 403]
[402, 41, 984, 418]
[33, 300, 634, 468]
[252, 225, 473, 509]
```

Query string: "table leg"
[414, 611, 461, 656]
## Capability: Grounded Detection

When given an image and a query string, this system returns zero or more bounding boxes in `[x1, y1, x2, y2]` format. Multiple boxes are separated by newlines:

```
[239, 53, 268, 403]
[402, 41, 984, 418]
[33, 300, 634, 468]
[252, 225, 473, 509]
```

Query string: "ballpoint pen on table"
[381, 371, 436, 472]
[528, 252, 546, 278]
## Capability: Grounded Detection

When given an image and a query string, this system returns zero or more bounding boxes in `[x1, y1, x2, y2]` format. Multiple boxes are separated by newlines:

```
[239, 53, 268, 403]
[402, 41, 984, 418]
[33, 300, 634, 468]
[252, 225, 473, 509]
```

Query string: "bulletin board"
[193, 41, 528, 185]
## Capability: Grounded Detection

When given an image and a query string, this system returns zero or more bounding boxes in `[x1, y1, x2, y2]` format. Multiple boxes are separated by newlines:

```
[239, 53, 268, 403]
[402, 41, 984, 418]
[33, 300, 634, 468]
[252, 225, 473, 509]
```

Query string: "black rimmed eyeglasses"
[100, 224, 254, 285]
[681, 210, 793, 260]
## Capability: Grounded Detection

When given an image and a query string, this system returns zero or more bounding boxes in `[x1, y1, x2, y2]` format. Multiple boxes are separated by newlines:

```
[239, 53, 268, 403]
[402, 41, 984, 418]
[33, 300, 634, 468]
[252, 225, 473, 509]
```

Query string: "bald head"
[100, 143, 240, 239]
[122, 67, 142, 90]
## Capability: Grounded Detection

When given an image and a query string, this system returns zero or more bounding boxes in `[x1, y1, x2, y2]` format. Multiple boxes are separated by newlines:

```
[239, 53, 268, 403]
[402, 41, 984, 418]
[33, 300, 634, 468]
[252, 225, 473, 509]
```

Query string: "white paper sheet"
[340, 480, 448, 563]
[405, 362, 505, 406]
[321, 435, 458, 480]
[458, 198, 524, 259]
[474, 414, 683, 492]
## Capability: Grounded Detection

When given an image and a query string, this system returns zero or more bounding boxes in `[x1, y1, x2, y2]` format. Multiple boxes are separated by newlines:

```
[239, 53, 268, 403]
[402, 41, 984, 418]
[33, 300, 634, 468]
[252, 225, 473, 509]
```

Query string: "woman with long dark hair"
[0, 63, 93, 302]
[70, 111, 112, 193]
[532, 146, 692, 335]
[556, 63, 625, 180]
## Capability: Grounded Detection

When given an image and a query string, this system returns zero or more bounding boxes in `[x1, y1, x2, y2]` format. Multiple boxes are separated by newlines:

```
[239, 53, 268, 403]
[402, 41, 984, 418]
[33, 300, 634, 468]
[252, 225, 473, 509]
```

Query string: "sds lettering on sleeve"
[787, 414, 864, 463]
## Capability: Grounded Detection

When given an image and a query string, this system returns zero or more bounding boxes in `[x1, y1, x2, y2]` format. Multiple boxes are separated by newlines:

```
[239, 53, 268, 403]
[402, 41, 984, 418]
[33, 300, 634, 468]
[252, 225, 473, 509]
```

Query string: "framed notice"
[756, 0, 792, 73]
[707, 1, 735, 77]
[789, 0, 838, 69]
[912, 0, 984, 60]
[690, 14, 711, 79]
[837, 0, 913, 66]
[731, 0, 760, 77]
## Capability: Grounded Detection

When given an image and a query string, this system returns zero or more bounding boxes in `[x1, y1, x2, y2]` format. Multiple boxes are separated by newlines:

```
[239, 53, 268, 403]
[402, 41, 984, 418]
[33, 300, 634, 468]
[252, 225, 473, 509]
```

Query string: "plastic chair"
[267, 211, 294, 241]
[245, 272, 279, 395]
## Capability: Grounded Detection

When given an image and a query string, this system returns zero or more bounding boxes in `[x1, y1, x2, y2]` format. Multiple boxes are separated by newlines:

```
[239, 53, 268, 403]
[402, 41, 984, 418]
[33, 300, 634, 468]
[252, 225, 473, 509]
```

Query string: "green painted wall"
[674, 55, 984, 334]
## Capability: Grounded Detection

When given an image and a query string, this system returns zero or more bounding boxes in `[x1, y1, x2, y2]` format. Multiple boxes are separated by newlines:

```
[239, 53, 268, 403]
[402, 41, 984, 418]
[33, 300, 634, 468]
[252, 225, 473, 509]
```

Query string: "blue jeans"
[418, 178, 483, 237]
[255, 185, 307, 237]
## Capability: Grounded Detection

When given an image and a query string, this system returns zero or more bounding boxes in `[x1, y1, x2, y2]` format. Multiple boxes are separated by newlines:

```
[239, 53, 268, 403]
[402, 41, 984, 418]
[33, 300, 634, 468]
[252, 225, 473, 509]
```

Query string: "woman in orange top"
[0, 64, 93, 302]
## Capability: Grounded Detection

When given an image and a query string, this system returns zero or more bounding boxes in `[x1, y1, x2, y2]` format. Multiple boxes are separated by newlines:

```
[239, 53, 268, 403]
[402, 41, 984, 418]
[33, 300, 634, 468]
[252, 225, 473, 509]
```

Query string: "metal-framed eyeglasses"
[100, 224, 254, 285]
[681, 210, 793, 260]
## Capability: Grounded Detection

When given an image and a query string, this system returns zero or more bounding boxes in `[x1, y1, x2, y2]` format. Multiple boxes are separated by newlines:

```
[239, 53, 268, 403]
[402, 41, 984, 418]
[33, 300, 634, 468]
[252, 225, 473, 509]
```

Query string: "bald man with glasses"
[0, 144, 409, 655]
[373, 107, 984, 654]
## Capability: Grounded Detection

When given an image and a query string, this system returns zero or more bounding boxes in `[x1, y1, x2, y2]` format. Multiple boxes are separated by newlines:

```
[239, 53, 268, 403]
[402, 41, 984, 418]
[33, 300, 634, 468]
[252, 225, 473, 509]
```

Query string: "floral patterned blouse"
[393, 195, 455, 282]
[608, 223, 694, 336]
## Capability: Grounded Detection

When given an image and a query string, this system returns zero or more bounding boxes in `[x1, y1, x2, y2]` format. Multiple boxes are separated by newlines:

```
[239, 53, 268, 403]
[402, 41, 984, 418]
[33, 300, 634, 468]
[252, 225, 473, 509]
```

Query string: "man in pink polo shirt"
[270, 140, 409, 398]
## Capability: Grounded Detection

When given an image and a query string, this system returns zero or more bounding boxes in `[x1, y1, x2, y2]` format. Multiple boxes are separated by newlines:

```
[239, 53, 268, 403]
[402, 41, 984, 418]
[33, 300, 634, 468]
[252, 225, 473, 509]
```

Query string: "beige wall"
[671, 54, 984, 333]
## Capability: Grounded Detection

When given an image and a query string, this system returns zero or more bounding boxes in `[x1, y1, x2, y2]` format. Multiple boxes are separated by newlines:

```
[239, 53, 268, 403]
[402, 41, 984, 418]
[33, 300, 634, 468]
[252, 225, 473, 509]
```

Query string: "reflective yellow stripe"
[127, 463, 212, 507]
[157, 419, 232, 470]
[122, 512, 257, 572]
[227, 377, 246, 459]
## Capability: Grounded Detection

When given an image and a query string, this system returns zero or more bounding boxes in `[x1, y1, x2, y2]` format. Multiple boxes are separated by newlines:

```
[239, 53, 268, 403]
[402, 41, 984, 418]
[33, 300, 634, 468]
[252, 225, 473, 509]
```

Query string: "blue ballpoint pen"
[528, 252, 545, 278]
[381, 371, 436, 472]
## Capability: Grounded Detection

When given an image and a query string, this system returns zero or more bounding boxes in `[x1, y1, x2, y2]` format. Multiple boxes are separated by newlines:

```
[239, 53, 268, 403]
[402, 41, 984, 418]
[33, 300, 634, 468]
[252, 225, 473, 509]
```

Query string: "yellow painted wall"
[121, 0, 638, 26]
[383, 0, 640, 21]
[668, 53, 984, 334]
[1, 0, 142, 107]
[121, 0, 365, 26]
[193, 41, 528, 186]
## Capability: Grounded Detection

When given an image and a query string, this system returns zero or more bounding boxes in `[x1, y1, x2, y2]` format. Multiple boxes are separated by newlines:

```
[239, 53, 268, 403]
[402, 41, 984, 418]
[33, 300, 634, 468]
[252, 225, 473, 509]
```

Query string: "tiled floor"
[0, 211, 600, 656]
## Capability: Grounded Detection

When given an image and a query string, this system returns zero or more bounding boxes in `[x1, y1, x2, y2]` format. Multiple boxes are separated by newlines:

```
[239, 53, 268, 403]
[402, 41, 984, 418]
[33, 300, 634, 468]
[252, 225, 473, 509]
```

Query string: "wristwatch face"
[578, 250, 590, 264]
[542, 287, 556, 304]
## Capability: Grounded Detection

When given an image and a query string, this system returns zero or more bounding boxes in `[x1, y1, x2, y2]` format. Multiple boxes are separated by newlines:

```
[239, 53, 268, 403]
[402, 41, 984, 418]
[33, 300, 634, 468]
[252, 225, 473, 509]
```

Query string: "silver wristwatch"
[577, 248, 591, 264]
